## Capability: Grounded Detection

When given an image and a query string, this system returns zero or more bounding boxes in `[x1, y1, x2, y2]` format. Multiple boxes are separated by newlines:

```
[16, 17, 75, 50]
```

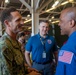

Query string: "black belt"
[33, 61, 52, 65]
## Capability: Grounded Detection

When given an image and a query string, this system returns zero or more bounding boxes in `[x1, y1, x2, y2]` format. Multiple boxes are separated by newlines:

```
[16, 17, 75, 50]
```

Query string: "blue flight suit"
[55, 31, 76, 75]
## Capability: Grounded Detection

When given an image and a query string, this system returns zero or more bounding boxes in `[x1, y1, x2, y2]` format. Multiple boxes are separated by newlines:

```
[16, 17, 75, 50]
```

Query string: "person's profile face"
[58, 12, 71, 35]
[9, 11, 24, 34]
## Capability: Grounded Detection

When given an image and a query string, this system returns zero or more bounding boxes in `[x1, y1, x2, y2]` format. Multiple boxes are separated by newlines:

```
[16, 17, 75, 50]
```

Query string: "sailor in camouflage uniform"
[0, 7, 41, 75]
[0, 33, 27, 75]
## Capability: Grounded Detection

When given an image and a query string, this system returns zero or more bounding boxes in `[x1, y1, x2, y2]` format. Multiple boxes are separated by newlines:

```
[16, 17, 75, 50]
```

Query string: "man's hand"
[24, 63, 41, 74]
[27, 67, 38, 73]
[29, 71, 41, 75]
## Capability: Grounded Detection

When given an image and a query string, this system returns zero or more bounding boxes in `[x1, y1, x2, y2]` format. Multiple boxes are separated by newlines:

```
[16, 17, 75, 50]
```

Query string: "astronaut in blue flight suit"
[55, 7, 76, 75]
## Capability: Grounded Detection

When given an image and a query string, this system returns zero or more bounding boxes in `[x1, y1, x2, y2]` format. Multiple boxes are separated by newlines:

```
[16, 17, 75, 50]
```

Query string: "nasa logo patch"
[47, 39, 52, 44]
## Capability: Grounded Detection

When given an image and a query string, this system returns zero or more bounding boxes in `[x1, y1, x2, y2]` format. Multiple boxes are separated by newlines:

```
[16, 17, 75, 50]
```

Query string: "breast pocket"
[14, 50, 24, 65]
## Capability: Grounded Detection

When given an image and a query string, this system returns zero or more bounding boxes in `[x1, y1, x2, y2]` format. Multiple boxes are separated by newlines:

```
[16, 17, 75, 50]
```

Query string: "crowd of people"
[0, 6, 76, 75]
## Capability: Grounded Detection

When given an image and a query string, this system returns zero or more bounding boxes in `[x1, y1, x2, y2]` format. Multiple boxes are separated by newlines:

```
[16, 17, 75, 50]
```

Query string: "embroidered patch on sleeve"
[58, 50, 74, 64]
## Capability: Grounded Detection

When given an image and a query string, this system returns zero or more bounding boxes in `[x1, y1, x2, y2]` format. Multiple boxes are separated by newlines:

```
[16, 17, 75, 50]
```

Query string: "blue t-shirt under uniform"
[25, 34, 58, 63]
[55, 31, 76, 75]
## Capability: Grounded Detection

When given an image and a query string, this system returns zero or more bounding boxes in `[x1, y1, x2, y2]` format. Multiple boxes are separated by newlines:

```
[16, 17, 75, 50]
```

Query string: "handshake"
[27, 67, 42, 75]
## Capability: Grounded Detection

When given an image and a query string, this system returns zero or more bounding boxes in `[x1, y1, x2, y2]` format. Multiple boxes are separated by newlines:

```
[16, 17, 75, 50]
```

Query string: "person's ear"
[70, 20, 75, 28]
[72, 20, 75, 27]
[4, 20, 10, 27]
[38, 25, 40, 30]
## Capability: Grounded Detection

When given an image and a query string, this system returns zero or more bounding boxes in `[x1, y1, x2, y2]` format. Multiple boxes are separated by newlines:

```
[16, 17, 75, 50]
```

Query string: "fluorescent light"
[27, 14, 30, 17]
[45, 7, 55, 12]
[49, 19, 52, 22]
[61, 1, 69, 5]
[28, 27, 32, 29]
[45, 1, 69, 12]
[69, 0, 74, 2]
[24, 19, 32, 23]
[52, 20, 59, 24]
[52, 1, 59, 8]
[5, 0, 10, 3]
[52, 16, 54, 19]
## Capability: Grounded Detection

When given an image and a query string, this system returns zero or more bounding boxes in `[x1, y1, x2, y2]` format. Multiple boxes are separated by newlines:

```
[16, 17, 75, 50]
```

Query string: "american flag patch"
[58, 50, 74, 64]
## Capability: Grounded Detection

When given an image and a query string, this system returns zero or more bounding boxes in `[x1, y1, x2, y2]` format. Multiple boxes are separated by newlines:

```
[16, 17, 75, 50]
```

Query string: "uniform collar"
[4, 32, 11, 39]
[4, 32, 21, 47]
[69, 31, 76, 38]
[37, 33, 49, 39]
[4, 32, 15, 42]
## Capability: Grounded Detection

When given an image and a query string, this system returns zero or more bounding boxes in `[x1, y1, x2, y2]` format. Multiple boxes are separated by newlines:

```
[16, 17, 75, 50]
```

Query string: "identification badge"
[42, 51, 46, 58]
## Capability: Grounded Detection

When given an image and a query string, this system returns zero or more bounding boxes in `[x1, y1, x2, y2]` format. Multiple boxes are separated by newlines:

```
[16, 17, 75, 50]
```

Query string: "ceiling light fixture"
[45, 7, 55, 12]
[5, 0, 10, 3]
[28, 27, 32, 30]
[69, 0, 74, 2]
[45, 1, 69, 12]
[52, 20, 59, 24]
[24, 19, 32, 23]
[49, 19, 52, 22]
[27, 14, 30, 17]
[61, 1, 69, 5]
[52, 1, 59, 8]
[52, 16, 54, 19]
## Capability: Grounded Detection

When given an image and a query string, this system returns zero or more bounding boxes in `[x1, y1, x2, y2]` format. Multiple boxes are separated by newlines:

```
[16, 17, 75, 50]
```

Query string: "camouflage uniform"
[0, 33, 28, 75]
